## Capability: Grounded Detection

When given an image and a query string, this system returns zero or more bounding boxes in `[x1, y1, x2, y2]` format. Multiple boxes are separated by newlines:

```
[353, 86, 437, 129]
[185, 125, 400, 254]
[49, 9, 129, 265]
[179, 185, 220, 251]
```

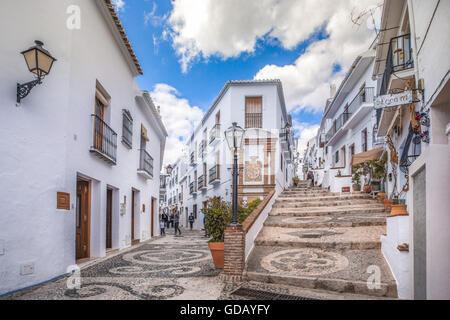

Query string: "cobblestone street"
[2, 229, 223, 300]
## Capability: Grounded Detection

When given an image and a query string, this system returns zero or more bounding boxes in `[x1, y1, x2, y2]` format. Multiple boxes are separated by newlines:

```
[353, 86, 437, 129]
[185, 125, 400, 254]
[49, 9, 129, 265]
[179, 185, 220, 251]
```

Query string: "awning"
[351, 147, 384, 167]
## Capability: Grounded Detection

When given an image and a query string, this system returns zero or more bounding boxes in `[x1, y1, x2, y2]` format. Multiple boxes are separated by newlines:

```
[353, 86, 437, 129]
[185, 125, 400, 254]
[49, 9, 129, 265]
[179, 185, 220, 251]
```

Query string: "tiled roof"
[103, 0, 143, 75]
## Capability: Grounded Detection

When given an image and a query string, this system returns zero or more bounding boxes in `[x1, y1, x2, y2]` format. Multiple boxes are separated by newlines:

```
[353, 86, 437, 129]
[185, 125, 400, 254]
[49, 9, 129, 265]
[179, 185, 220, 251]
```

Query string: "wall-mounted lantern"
[17, 40, 57, 104]
[166, 164, 173, 175]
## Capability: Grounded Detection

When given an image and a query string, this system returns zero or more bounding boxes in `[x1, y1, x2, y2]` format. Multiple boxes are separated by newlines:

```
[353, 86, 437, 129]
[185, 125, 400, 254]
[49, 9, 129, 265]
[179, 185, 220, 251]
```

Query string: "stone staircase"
[244, 182, 398, 299]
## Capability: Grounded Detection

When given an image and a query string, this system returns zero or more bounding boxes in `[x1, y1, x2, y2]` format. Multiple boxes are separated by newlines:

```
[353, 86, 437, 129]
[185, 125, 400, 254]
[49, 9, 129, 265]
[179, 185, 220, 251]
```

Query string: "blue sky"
[111, 0, 379, 164]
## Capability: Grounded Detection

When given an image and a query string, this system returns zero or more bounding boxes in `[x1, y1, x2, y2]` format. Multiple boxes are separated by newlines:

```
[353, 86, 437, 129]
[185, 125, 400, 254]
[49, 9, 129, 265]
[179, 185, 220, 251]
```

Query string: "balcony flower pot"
[363, 185, 371, 193]
[352, 184, 361, 192]
[208, 241, 224, 269]
[384, 199, 393, 212]
[390, 204, 408, 217]
[377, 192, 386, 203]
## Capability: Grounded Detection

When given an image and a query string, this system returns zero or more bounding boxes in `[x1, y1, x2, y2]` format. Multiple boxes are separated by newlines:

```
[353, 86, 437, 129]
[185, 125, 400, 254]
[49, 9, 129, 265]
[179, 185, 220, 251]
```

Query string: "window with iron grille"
[122, 109, 133, 148]
[361, 128, 368, 152]
[335, 151, 339, 164]
[245, 97, 262, 128]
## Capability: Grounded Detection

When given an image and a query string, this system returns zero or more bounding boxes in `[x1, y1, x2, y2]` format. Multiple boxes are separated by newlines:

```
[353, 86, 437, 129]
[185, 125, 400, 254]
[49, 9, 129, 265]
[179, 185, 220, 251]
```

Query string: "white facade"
[374, 0, 450, 299]
[0, 0, 167, 295]
[321, 49, 381, 193]
[177, 80, 295, 230]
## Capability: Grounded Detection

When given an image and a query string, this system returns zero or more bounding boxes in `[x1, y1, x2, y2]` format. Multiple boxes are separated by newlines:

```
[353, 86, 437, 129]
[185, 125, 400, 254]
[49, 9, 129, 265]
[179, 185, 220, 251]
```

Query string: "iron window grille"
[122, 109, 133, 148]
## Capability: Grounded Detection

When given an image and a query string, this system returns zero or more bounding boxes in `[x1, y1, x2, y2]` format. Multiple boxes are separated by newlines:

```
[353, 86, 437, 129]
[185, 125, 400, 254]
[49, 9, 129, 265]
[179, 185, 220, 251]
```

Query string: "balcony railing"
[199, 141, 206, 158]
[346, 87, 374, 116]
[190, 151, 196, 166]
[380, 34, 413, 95]
[209, 164, 220, 183]
[245, 113, 262, 128]
[189, 181, 196, 194]
[198, 175, 205, 189]
[91, 114, 117, 164]
[325, 113, 345, 142]
[138, 149, 153, 178]
[209, 124, 221, 144]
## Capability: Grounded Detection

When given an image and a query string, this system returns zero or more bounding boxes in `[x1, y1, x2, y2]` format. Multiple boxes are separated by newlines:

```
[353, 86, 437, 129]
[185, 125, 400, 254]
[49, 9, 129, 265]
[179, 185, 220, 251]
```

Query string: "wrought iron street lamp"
[166, 164, 173, 175]
[17, 40, 57, 104]
[225, 122, 245, 225]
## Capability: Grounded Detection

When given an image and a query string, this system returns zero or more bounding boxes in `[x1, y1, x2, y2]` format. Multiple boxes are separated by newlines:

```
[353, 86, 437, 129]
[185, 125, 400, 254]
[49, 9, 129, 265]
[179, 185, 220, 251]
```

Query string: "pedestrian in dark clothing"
[174, 212, 182, 236]
[311, 172, 315, 186]
[161, 212, 168, 230]
[169, 212, 174, 228]
[188, 213, 194, 230]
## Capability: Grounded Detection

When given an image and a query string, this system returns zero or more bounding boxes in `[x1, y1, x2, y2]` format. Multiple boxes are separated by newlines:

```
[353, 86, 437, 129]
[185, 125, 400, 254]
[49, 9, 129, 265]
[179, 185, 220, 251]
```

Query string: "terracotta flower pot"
[352, 184, 361, 192]
[390, 204, 408, 217]
[363, 185, 371, 193]
[384, 199, 393, 212]
[208, 242, 224, 269]
[377, 192, 386, 203]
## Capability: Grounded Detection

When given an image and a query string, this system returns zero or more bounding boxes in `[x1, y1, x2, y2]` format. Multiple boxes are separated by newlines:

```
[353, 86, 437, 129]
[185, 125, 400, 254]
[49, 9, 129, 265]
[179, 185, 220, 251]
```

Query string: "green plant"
[203, 197, 262, 243]
[292, 176, 300, 186]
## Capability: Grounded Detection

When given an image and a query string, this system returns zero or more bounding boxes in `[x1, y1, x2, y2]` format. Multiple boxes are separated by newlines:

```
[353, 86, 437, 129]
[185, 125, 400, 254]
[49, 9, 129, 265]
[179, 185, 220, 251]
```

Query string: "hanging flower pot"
[384, 199, 393, 212]
[377, 192, 386, 203]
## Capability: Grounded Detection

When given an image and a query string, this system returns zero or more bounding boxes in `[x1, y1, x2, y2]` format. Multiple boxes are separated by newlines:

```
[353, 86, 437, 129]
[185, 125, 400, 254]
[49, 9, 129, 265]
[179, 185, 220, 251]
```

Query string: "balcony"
[380, 34, 414, 95]
[199, 141, 206, 159]
[342, 87, 375, 129]
[209, 165, 220, 184]
[209, 124, 221, 144]
[198, 175, 207, 190]
[190, 151, 196, 166]
[137, 149, 153, 179]
[189, 181, 197, 195]
[90, 114, 117, 165]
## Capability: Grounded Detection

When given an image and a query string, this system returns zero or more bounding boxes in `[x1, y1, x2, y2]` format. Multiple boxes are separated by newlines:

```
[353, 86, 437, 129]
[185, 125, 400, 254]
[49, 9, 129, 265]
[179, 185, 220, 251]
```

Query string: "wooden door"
[131, 190, 135, 241]
[76, 180, 90, 259]
[94, 98, 105, 151]
[106, 189, 112, 249]
[151, 198, 155, 237]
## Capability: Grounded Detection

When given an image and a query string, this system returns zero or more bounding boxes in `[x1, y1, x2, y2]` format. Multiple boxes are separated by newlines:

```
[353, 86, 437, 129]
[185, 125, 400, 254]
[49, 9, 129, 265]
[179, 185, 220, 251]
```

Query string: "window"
[362, 128, 368, 152]
[335, 151, 339, 164]
[245, 97, 262, 128]
[193, 204, 197, 219]
[122, 109, 133, 148]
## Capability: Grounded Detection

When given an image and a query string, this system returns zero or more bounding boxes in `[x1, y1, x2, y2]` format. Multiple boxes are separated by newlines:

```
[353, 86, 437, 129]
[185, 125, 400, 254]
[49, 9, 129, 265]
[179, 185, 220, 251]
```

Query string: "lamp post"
[166, 164, 173, 175]
[225, 122, 245, 225]
[17, 40, 57, 104]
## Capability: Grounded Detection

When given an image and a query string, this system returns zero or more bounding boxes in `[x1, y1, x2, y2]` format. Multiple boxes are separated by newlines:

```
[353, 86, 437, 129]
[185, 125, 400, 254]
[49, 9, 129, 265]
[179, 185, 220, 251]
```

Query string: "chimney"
[330, 84, 336, 99]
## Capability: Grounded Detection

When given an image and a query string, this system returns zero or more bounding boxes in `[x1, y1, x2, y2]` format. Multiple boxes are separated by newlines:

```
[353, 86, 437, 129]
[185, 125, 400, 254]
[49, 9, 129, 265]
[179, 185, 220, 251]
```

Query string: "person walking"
[161, 210, 168, 230]
[174, 211, 182, 236]
[160, 214, 166, 236]
[188, 213, 194, 230]
[168, 211, 174, 229]
[311, 171, 315, 187]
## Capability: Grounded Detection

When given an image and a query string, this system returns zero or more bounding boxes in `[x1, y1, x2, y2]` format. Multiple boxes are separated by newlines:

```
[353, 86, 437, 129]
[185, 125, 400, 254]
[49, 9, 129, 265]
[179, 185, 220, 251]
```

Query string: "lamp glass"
[166, 165, 173, 175]
[21, 41, 56, 79]
[225, 123, 245, 151]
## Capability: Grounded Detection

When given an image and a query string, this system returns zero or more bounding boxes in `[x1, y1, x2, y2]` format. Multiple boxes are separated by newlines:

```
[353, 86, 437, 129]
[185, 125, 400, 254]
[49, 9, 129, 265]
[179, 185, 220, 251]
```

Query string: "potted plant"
[203, 197, 231, 269]
[293, 176, 300, 187]
[352, 169, 361, 192]
[390, 198, 408, 217]
[204, 197, 261, 269]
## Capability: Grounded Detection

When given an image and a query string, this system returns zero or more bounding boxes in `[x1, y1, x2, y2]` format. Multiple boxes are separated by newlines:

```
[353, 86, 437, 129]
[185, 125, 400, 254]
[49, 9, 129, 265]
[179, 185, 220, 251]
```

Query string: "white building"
[373, 0, 450, 299]
[178, 80, 296, 229]
[0, 0, 167, 295]
[321, 48, 383, 192]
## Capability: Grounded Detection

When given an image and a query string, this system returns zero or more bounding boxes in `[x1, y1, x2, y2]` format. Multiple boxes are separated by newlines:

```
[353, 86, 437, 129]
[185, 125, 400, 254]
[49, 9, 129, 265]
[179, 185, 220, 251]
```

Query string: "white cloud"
[293, 121, 320, 156]
[111, 0, 126, 12]
[150, 84, 204, 166]
[166, 0, 381, 111]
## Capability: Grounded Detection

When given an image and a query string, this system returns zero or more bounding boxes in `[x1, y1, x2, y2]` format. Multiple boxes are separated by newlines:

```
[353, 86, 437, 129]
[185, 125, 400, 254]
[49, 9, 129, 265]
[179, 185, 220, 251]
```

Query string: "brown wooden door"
[94, 98, 105, 151]
[131, 190, 135, 242]
[151, 198, 155, 237]
[76, 180, 90, 259]
[106, 189, 112, 249]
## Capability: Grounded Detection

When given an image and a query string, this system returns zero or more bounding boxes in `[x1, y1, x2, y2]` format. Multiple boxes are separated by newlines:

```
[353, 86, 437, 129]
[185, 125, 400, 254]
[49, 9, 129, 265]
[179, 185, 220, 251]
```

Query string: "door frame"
[76, 176, 91, 260]
[106, 188, 113, 249]
[151, 197, 156, 237]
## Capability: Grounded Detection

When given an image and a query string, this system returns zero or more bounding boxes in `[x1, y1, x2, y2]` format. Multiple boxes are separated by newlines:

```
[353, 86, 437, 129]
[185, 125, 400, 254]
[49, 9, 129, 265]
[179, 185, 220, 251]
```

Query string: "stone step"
[264, 212, 387, 229]
[273, 199, 380, 208]
[277, 193, 372, 202]
[270, 205, 385, 217]
[245, 246, 397, 298]
[254, 226, 384, 250]
[280, 191, 330, 197]
[229, 281, 396, 300]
